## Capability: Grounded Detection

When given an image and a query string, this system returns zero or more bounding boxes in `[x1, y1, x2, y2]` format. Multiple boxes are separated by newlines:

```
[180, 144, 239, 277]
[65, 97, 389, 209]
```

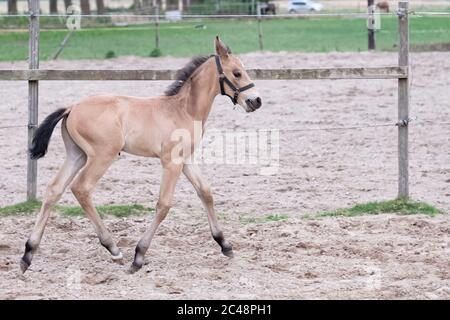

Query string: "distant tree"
[133, 0, 141, 12]
[7, 0, 18, 14]
[96, 0, 105, 14]
[50, 0, 58, 14]
[80, 0, 91, 14]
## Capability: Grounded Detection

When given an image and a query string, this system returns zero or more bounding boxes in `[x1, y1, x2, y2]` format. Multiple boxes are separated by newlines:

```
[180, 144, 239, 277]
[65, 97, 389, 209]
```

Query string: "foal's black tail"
[30, 108, 69, 160]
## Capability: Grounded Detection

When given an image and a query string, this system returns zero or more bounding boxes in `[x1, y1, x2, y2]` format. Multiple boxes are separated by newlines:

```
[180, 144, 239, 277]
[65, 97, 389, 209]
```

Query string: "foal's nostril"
[255, 97, 262, 108]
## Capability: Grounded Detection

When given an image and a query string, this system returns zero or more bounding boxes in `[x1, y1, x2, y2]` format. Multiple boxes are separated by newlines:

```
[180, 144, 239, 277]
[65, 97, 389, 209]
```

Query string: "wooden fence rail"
[0, 67, 408, 81]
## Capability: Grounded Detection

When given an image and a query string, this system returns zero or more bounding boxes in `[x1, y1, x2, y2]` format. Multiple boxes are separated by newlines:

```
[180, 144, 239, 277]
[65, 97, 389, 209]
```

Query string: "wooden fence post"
[155, 5, 160, 51]
[397, 1, 410, 199]
[27, 0, 39, 201]
[368, 0, 376, 50]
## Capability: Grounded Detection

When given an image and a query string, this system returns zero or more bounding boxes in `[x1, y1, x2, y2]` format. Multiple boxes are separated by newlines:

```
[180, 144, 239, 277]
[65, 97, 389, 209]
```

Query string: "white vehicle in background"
[288, 0, 324, 13]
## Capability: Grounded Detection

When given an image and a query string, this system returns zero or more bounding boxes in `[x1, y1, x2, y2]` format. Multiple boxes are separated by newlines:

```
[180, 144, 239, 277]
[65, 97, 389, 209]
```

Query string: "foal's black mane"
[165, 47, 232, 96]
[164, 55, 213, 96]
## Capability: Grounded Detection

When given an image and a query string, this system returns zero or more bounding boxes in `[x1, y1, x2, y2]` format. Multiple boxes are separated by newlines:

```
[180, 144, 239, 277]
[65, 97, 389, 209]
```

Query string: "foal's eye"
[233, 70, 242, 78]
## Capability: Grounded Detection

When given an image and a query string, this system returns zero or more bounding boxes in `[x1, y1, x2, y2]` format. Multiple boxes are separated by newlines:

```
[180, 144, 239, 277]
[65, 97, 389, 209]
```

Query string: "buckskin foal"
[20, 37, 262, 274]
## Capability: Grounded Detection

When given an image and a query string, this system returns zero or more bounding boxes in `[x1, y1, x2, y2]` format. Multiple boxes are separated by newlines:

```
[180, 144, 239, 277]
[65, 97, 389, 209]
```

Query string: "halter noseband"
[215, 55, 255, 105]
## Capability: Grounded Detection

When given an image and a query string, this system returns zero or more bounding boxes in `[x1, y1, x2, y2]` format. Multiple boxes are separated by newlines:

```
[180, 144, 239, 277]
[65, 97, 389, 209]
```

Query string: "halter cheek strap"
[215, 55, 255, 105]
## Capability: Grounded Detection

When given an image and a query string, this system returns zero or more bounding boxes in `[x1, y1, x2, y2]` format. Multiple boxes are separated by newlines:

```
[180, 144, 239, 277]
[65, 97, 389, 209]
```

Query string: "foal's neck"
[182, 58, 219, 125]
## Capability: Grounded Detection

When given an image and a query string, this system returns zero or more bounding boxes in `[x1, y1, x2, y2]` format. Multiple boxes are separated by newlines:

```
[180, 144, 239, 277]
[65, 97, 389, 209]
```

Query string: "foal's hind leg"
[70, 156, 122, 260]
[21, 122, 86, 273]
[183, 164, 233, 257]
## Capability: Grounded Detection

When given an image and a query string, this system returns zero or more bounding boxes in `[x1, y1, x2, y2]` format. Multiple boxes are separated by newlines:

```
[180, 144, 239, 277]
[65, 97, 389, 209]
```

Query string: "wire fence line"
[0, 124, 27, 130]
[1, 119, 449, 132]
[410, 11, 450, 16]
[0, 13, 394, 18]
[0, 11, 449, 19]
[281, 120, 450, 133]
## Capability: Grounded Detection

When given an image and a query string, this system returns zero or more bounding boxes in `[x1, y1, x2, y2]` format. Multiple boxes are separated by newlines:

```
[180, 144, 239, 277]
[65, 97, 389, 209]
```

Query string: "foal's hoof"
[19, 259, 30, 274]
[111, 252, 123, 264]
[222, 247, 234, 258]
[128, 262, 142, 274]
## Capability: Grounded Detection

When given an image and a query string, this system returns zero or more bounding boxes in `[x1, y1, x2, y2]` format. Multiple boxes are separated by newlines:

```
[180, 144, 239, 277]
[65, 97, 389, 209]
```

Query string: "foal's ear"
[215, 36, 229, 59]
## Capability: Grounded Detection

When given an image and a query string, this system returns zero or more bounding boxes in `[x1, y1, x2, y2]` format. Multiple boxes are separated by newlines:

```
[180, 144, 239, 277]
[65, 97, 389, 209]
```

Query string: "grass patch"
[239, 213, 289, 224]
[317, 199, 443, 218]
[0, 200, 42, 216]
[239, 199, 442, 224]
[0, 199, 442, 220]
[0, 201, 153, 218]
[149, 48, 163, 57]
[1, 16, 450, 61]
[105, 50, 117, 59]
[265, 214, 289, 222]
[56, 203, 153, 217]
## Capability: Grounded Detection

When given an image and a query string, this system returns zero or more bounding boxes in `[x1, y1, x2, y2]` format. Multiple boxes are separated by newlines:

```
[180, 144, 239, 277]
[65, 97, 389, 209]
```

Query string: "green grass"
[104, 50, 117, 59]
[0, 200, 153, 217]
[239, 213, 289, 224]
[317, 199, 443, 218]
[149, 47, 163, 57]
[56, 203, 153, 217]
[0, 199, 443, 221]
[239, 199, 442, 224]
[0, 16, 449, 61]
[0, 199, 42, 215]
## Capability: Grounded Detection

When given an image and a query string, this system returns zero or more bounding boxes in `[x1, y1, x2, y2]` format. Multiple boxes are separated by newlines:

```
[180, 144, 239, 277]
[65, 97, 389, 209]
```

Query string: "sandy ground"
[1, 213, 449, 299]
[0, 51, 449, 299]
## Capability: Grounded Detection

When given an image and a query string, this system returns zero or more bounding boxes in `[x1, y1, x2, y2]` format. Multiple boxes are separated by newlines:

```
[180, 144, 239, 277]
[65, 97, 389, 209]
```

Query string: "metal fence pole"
[27, 0, 39, 201]
[52, 29, 74, 60]
[397, 1, 410, 198]
[257, 2, 263, 51]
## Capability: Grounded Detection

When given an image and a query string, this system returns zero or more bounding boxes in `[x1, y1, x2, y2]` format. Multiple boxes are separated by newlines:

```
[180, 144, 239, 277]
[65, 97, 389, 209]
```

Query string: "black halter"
[215, 55, 255, 105]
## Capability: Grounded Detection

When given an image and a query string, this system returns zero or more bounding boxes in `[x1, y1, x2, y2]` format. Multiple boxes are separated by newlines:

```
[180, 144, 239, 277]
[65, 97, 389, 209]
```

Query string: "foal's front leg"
[182, 164, 233, 257]
[130, 162, 183, 273]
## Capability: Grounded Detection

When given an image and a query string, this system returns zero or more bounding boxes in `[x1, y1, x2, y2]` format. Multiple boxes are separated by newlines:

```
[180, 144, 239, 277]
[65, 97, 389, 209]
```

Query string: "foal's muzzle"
[245, 97, 262, 112]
